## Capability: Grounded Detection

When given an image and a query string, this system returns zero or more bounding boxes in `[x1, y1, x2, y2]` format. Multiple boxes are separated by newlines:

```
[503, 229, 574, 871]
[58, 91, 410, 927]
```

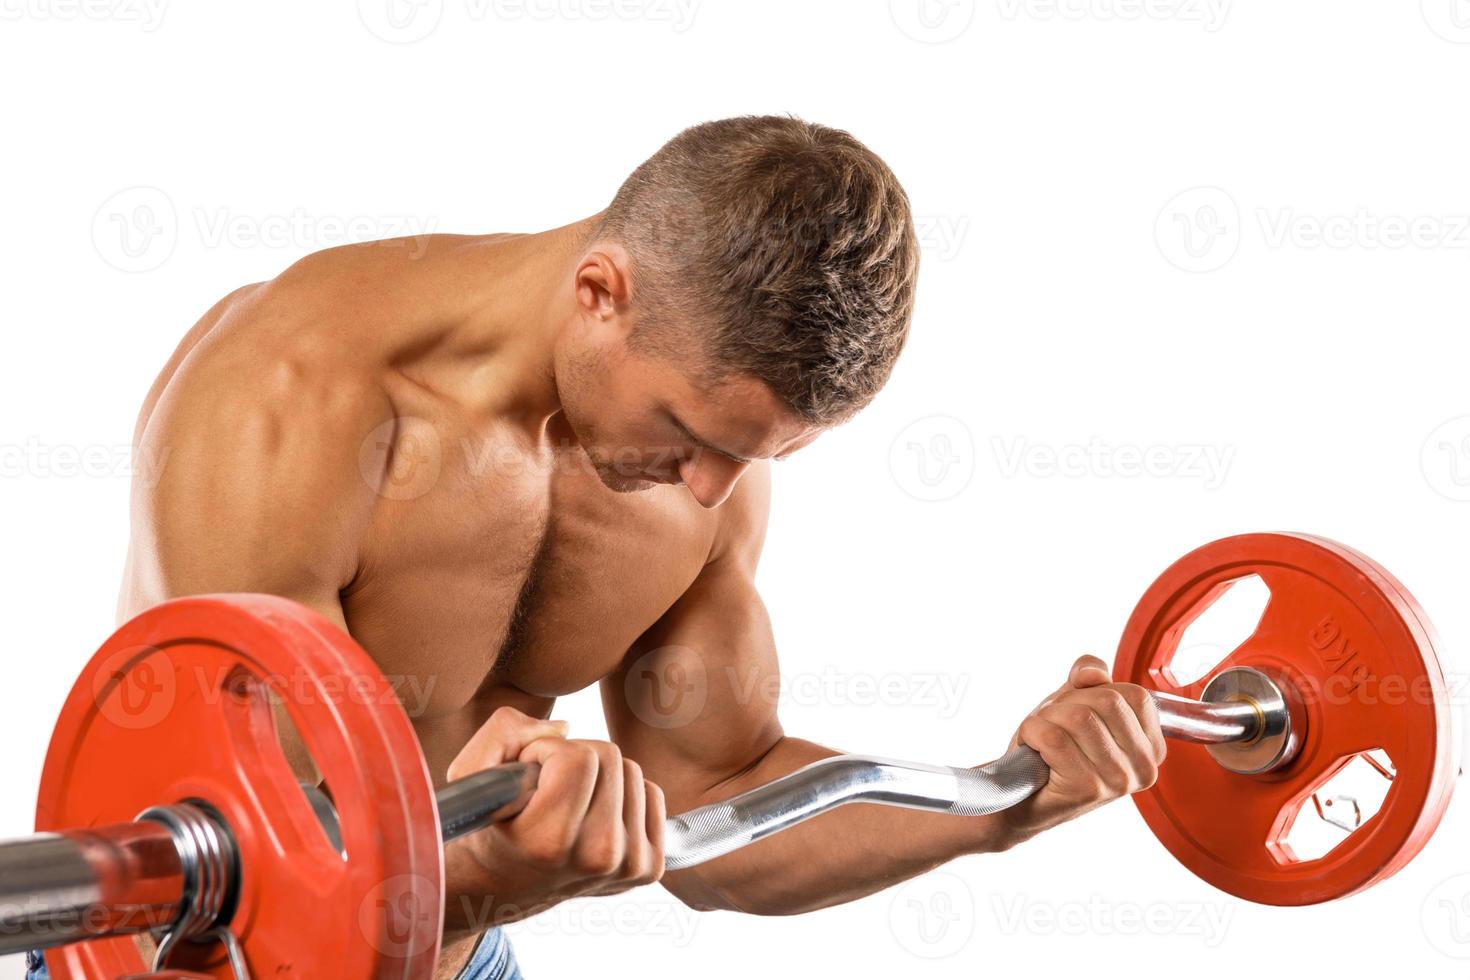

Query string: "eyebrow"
[669, 414, 757, 464]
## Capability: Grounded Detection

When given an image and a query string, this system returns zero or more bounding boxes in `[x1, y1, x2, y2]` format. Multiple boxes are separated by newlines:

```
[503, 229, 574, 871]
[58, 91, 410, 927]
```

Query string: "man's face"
[556, 331, 821, 509]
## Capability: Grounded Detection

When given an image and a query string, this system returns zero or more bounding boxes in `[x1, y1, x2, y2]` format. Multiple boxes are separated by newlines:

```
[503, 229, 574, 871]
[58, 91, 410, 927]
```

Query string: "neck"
[449, 214, 603, 428]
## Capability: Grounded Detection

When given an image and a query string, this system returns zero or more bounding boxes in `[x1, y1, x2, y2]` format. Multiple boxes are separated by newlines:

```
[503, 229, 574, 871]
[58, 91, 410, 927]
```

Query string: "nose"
[677, 453, 749, 509]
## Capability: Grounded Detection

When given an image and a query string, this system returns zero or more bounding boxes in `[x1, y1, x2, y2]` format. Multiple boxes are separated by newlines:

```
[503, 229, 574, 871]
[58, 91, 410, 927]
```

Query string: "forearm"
[660, 736, 1016, 915]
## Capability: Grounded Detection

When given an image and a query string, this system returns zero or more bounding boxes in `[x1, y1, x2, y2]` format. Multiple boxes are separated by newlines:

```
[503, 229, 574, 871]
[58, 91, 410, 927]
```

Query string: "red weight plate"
[1114, 533, 1456, 906]
[36, 595, 443, 978]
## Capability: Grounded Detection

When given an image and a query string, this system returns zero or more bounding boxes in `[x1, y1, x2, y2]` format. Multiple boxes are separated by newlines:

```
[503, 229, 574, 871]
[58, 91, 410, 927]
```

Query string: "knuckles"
[520, 833, 578, 871]
[1098, 762, 1134, 795]
[573, 836, 626, 878]
[546, 742, 604, 784]
[1116, 683, 1153, 714]
[1013, 672, 1172, 823]
[487, 705, 532, 728]
[644, 779, 666, 817]
[1020, 719, 1069, 753]
[1047, 702, 1103, 735]
[513, 752, 670, 890]
[1093, 687, 1131, 719]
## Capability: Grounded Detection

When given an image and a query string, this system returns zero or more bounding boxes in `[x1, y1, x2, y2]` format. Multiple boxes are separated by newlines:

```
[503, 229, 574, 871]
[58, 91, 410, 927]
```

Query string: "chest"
[342, 417, 715, 713]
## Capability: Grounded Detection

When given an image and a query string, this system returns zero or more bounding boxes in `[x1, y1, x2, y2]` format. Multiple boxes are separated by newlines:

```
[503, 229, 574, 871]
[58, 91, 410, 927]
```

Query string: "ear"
[574, 245, 634, 326]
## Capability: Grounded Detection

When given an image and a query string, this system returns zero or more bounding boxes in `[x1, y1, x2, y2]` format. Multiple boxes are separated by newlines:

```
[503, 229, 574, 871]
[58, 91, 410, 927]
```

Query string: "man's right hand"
[441, 707, 668, 936]
[995, 655, 1166, 849]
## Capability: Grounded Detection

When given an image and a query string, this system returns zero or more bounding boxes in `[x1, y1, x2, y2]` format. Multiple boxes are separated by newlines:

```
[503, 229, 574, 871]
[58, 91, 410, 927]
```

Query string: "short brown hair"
[597, 116, 919, 426]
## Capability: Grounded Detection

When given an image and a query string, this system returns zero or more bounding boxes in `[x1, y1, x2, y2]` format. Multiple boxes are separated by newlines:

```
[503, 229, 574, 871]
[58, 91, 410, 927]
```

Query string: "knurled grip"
[948, 747, 1051, 817]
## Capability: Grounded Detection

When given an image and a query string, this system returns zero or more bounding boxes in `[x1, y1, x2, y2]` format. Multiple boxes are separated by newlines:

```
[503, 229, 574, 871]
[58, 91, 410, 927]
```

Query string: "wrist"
[441, 839, 538, 938]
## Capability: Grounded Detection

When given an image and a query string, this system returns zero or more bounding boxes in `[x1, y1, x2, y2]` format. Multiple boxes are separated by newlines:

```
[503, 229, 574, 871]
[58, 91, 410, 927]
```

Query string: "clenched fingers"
[447, 706, 569, 782]
[1037, 683, 1165, 795]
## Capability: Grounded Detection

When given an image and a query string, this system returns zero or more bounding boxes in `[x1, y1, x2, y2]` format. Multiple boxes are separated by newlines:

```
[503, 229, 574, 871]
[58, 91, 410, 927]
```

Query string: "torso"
[342, 385, 717, 780]
[127, 235, 728, 784]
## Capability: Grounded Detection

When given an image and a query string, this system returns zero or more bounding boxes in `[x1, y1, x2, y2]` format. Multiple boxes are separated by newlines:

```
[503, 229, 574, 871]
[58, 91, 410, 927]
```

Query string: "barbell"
[0, 533, 1457, 979]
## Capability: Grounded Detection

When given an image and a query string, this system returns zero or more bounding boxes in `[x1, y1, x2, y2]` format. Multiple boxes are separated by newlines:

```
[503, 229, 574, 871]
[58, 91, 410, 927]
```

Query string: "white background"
[2, 0, 1469, 976]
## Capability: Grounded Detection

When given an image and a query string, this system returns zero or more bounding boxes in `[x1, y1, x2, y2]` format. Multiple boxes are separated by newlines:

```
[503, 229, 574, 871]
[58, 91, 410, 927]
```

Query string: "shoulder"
[143, 312, 392, 450]
[207, 234, 483, 352]
[129, 295, 397, 597]
[139, 239, 447, 443]
[136, 280, 396, 513]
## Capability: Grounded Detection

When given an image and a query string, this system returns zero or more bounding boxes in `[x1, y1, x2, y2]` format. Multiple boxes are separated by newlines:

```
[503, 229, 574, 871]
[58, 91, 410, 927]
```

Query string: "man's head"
[555, 115, 919, 508]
